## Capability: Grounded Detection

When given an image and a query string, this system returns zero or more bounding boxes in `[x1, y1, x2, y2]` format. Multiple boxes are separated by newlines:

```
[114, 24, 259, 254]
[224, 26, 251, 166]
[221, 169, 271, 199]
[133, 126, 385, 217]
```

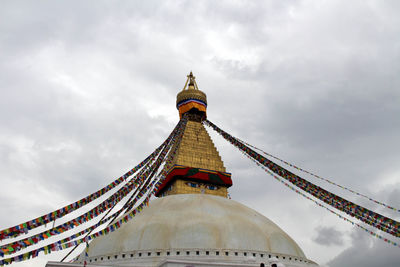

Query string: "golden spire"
[155, 73, 232, 198]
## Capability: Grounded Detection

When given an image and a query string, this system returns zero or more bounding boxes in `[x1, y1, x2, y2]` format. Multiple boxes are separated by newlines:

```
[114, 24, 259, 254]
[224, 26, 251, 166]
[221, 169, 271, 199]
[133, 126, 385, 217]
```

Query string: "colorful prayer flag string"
[205, 119, 400, 238]
[0, 141, 167, 241]
[241, 149, 400, 249]
[0, 197, 151, 266]
[237, 138, 400, 213]
[0, 174, 141, 255]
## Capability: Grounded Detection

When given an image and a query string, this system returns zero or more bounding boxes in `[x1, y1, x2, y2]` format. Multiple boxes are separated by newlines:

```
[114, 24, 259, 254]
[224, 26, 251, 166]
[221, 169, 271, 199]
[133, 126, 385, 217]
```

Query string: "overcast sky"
[1, 1, 400, 266]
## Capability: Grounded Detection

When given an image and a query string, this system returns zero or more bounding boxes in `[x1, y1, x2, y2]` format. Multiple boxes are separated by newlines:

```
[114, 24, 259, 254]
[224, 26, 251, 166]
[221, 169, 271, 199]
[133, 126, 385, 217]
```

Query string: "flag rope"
[0, 140, 168, 241]
[237, 138, 400, 213]
[204, 119, 400, 238]
[239, 148, 400, 248]
[0, 140, 166, 256]
[0, 196, 151, 266]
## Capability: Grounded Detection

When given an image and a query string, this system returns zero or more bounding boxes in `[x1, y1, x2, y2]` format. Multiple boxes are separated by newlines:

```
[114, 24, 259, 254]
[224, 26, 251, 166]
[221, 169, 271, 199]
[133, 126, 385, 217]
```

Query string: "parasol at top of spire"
[176, 72, 207, 119]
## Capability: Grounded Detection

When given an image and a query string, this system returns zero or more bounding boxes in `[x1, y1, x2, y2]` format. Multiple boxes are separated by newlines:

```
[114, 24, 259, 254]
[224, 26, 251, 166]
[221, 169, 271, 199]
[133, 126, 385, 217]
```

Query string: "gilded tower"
[155, 72, 232, 198]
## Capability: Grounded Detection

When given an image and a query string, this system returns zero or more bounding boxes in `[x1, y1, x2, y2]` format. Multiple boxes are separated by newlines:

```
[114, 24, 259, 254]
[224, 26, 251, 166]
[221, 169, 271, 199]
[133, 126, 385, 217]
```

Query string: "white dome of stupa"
[74, 194, 317, 267]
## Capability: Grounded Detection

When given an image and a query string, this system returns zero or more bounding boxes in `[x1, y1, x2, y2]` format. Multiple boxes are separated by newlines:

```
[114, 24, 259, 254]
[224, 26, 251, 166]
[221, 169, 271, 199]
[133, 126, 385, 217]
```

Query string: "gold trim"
[176, 90, 207, 105]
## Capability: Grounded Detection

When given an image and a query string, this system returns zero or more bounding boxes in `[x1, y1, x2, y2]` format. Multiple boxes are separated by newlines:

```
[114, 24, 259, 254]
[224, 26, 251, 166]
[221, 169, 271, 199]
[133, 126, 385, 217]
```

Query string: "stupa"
[46, 73, 318, 267]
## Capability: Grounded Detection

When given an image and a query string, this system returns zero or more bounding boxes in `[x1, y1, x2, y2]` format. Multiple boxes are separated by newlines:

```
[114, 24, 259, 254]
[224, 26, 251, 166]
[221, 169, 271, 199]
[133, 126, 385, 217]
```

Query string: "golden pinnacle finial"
[182, 71, 199, 91]
[177, 72, 207, 119]
[188, 71, 195, 86]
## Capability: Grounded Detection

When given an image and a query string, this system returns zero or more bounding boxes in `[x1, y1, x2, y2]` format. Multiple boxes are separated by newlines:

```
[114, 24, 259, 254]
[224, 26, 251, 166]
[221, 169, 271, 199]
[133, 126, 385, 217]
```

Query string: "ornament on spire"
[176, 72, 207, 119]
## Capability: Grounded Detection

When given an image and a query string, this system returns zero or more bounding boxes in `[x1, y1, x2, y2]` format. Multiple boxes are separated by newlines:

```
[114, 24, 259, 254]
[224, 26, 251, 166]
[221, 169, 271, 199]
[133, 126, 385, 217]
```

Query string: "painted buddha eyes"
[185, 182, 218, 190]
[206, 185, 218, 190]
[187, 182, 200, 188]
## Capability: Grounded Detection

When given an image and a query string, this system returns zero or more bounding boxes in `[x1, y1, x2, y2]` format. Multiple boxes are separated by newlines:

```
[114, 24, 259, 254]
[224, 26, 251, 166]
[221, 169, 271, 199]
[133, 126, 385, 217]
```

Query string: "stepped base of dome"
[61, 248, 316, 267]
[48, 249, 317, 267]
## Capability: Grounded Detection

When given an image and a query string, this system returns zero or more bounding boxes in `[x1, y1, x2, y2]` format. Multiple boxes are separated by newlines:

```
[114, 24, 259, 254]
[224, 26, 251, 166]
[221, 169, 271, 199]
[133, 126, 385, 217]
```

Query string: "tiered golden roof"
[170, 120, 226, 172]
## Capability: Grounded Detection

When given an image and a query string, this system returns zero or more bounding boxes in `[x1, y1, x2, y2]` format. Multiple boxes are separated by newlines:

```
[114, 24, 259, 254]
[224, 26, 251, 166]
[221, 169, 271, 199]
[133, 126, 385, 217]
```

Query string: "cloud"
[313, 227, 344, 246]
[328, 227, 400, 267]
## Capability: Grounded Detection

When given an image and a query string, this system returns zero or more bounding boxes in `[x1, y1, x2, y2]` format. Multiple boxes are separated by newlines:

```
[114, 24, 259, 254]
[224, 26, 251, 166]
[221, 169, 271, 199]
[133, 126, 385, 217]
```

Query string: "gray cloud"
[328, 227, 400, 267]
[313, 227, 344, 246]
